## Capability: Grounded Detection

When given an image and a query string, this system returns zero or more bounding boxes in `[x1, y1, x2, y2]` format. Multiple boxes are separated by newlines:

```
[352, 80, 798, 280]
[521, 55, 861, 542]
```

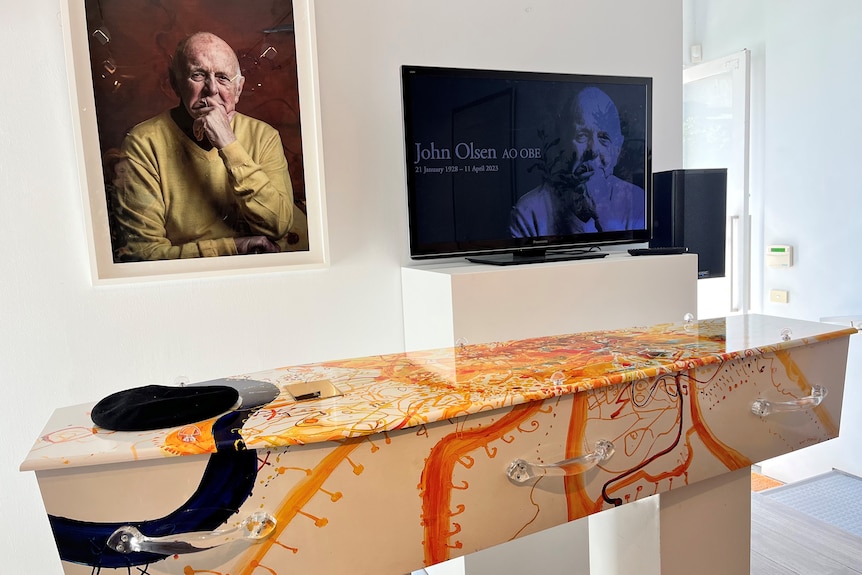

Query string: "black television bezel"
[401, 65, 653, 262]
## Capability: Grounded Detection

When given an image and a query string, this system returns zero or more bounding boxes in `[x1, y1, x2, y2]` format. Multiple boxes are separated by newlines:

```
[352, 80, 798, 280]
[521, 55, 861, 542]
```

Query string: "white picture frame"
[60, 0, 329, 283]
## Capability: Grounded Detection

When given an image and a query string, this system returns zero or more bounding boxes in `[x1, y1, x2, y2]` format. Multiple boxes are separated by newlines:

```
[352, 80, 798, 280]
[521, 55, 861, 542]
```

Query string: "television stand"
[466, 250, 607, 266]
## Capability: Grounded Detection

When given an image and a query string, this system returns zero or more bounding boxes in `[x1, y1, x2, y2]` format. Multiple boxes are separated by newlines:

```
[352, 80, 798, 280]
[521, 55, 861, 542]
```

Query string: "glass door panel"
[683, 50, 750, 318]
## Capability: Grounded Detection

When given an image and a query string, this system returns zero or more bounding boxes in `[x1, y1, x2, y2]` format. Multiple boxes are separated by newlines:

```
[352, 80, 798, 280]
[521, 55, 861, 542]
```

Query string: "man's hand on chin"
[193, 98, 237, 149]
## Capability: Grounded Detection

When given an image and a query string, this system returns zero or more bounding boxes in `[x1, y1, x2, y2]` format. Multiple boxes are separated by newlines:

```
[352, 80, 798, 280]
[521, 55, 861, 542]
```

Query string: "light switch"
[770, 289, 789, 304]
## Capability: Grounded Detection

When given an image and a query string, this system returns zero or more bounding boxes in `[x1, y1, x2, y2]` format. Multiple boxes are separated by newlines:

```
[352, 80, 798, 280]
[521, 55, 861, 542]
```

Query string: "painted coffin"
[22, 314, 855, 575]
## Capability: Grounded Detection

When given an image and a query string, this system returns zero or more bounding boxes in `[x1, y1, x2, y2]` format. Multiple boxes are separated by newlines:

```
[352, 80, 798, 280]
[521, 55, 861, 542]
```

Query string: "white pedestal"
[659, 467, 752, 575]
[402, 253, 699, 350]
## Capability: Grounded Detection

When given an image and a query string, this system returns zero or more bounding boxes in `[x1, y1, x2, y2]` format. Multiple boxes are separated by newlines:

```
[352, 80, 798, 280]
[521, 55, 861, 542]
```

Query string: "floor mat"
[751, 471, 784, 492]
[761, 469, 862, 538]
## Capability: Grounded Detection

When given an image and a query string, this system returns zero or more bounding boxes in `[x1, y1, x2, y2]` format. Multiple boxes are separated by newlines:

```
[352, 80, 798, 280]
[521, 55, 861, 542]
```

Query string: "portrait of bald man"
[113, 32, 298, 260]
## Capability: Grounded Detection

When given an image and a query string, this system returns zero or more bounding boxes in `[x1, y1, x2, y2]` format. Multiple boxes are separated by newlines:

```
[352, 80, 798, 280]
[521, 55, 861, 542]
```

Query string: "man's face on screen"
[569, 87, 623, 183]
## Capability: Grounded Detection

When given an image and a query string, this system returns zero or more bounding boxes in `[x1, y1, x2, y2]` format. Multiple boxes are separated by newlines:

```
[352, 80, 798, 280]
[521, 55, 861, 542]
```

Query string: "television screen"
[401, 65, 653, 265]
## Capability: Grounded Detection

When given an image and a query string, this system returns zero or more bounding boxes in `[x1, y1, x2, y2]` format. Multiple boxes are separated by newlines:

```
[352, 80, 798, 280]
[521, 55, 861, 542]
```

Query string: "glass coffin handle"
[107, 511, 276, 555]
[751, 385, 827, 417]
[506, 439, 615, 484]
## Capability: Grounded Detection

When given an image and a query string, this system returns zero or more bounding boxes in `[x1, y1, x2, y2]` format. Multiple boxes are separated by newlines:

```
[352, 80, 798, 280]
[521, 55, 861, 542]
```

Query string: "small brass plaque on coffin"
[285, 379, 342, 402]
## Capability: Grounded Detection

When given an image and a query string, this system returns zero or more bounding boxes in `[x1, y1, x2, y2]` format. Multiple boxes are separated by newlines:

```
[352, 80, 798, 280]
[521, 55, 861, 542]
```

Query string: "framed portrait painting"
[61, 0, 328, 283]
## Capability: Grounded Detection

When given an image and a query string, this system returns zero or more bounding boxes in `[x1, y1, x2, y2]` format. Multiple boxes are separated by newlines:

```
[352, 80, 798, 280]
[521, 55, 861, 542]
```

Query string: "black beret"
[91, 384, 240, 431]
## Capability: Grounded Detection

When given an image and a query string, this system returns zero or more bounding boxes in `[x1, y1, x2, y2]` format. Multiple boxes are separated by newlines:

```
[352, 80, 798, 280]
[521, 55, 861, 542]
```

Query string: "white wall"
[0, 0, 681, 572]
[688, 0, 862, 481]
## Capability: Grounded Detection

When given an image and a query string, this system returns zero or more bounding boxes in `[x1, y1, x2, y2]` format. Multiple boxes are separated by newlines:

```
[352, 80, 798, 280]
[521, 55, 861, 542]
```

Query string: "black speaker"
[651, 169, 727, 279]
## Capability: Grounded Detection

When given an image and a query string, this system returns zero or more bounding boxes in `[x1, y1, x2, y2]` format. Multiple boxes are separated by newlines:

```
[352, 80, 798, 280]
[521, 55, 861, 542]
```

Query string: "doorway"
[683, 49, 751, 318]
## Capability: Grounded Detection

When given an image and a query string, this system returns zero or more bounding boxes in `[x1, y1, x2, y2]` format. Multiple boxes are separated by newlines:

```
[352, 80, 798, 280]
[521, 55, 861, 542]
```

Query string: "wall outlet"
[769, 289, 789, 304]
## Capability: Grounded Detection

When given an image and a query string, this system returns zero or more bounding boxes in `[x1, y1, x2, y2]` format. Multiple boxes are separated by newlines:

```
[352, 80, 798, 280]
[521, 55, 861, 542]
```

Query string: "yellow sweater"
[115, 110, 295, 260]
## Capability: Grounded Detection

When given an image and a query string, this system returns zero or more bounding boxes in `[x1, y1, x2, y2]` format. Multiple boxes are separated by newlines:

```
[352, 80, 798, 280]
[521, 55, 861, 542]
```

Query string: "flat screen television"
[401, 65, 653, 265]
